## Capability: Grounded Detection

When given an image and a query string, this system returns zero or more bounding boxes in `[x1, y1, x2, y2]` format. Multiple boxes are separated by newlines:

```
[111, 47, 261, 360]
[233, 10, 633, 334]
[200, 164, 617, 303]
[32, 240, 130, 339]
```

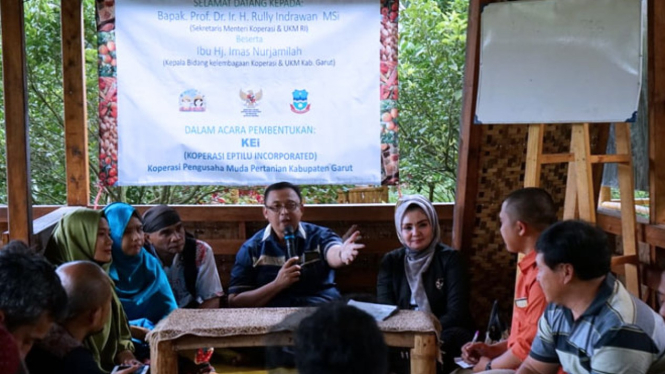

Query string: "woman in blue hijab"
[103, 202, 177, 328]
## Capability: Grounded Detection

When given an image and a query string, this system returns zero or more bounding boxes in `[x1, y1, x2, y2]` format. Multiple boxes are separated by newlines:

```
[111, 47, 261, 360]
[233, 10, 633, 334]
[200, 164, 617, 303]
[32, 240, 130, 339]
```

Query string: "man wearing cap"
[142, 205, 224, 309]
[228, 182, 364, 308]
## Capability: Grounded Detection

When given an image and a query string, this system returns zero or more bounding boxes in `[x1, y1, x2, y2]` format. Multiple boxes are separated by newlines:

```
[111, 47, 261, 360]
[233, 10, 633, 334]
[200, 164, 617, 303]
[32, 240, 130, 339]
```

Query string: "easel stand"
[524, 122, 640, 296]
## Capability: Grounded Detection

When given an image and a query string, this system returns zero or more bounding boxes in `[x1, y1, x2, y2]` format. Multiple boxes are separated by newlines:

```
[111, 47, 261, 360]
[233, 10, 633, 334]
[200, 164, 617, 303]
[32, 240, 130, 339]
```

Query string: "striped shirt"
[530, 274, 665, 374]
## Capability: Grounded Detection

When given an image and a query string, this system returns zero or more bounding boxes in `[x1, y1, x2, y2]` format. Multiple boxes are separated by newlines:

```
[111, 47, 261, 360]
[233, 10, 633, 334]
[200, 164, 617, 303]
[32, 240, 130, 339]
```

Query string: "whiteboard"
[475, 0, 643, 124]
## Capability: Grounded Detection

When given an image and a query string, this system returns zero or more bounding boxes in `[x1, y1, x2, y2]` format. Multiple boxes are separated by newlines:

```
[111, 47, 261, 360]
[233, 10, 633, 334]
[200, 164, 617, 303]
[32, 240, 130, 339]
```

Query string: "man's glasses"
[265, 201, 301, 213]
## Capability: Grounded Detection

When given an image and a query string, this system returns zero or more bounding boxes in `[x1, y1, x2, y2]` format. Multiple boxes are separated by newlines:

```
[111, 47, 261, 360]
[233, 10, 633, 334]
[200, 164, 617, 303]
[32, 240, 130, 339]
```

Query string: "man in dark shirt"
[26, 261, 141, 374]
[0, 241, 67, 362]
[229, 182, 364, 307]
[295, 303, 388, 374]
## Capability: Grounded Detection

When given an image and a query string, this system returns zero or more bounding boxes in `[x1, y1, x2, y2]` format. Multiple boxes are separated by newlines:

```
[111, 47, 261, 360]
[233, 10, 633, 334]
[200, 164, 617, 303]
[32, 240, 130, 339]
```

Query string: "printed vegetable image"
[97, 0, 115, 25]
[99, 76, 118, 186]
[98, 31, 117, 77]
[96, 0, 118, 186]
[380, 0, 400, 185]
[380, 0, 398, 101]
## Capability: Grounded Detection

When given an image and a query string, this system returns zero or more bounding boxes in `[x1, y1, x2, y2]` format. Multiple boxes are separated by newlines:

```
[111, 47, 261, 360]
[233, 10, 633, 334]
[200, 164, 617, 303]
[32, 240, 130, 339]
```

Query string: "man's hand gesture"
[339, 229, 365, 265]
[274, 256, 301, 290]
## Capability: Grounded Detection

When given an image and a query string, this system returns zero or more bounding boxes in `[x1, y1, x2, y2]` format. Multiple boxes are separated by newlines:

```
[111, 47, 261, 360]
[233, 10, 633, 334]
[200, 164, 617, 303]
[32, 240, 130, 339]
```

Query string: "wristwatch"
[485, 360, 493, 371]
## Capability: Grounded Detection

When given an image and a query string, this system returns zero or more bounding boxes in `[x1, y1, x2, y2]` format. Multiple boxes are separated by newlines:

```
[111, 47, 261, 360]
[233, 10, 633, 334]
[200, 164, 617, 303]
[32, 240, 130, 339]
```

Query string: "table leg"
[410, 334, 437, 374]
[150, 340, 178, 374]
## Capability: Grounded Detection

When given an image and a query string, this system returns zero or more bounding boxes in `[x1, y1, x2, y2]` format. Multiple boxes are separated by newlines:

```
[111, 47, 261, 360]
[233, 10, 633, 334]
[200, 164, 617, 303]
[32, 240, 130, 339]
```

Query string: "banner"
[97, 0, 393, 187]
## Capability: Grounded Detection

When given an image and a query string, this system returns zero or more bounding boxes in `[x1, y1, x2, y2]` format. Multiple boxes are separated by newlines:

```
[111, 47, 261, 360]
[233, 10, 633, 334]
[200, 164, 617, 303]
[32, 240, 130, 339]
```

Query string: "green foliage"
[0, 0, 98, 204]
[608, 187, 650, 200]
[398, 0, 468, 202]
[301, 185, 352, 204]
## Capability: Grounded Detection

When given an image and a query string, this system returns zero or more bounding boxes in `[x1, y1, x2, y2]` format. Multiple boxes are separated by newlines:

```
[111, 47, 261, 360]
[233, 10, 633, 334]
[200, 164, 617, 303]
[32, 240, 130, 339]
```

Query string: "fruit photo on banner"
[96, 0, 118, 187]
[380, 0, 400, 186]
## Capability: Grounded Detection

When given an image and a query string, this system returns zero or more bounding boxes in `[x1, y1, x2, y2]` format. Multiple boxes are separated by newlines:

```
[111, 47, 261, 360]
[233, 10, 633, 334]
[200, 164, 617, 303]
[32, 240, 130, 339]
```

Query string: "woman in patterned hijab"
[377, 195, 474, 373]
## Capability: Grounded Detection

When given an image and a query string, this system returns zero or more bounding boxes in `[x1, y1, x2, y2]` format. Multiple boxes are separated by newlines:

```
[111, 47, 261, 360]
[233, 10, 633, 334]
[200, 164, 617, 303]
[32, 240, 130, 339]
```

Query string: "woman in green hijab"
[44, 208, 139, 373]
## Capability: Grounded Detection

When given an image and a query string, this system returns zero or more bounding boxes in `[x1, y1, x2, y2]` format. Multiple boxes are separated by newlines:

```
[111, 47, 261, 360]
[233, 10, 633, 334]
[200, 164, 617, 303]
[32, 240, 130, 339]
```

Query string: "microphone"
[284, 225, 298, 260]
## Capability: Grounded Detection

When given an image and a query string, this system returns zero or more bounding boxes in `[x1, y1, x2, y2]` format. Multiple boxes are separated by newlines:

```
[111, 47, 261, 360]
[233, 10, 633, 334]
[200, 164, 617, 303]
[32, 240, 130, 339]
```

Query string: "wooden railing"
[1, 204, 454, 296]
[1, 205, 64, 245]
[2, 204, 665, 298]
[3, 205, 664, 246]
[597, 208, 665, 248]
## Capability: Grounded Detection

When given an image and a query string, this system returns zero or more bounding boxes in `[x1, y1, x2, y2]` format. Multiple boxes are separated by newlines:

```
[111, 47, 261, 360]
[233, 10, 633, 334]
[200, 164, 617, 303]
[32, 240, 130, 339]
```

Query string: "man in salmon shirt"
[460, 188, 557, 372]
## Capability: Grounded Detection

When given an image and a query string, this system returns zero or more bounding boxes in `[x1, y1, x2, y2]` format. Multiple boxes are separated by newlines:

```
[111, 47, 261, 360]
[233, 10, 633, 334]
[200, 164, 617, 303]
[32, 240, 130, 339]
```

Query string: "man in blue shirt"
[516, 220, 665, 374]
[228, 182, 364, 307]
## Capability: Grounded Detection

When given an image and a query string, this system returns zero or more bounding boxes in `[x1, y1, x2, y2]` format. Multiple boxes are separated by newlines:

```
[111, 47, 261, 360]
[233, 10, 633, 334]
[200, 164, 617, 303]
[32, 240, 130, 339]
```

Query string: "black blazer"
[377, 243, 473, 331]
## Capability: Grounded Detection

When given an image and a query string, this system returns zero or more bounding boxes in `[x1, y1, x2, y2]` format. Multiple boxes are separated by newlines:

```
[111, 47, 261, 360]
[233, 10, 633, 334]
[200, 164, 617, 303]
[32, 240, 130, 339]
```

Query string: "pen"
[471, 330, 479, 344]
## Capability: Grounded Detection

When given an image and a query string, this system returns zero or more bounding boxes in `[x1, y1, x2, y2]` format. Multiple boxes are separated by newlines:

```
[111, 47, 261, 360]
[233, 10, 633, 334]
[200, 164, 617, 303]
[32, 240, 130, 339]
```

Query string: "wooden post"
[409, 334, 437, 374]
[615, 122, 640, 295]
[570, 123, 596, 223]
[150, 340, 178, 374]
[61, 0, 90, 206]
[563, 162, 579, 220]
[519, 123, 544, 263]
[524, 124, 544, 187]
[591, 123, 611, 206]
[453, 0, 486, 250]
[649, 0, 665, 225]
[648, 0, 665, 268]
[1, 0, 33, 244]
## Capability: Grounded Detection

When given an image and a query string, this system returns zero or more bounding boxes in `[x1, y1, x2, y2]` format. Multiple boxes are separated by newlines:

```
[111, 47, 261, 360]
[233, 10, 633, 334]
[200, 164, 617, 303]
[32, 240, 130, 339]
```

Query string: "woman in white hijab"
[378, 194, 474, 373]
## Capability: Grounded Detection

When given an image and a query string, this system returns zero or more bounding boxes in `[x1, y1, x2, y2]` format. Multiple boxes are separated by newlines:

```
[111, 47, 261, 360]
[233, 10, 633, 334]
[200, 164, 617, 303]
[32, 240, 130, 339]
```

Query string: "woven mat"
[147, 308, 440, 345]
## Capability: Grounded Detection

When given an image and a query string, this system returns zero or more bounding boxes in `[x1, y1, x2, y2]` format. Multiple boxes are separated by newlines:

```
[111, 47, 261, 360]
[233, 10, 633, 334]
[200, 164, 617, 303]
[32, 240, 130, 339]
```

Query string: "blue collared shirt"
[229, 222, 343, 306]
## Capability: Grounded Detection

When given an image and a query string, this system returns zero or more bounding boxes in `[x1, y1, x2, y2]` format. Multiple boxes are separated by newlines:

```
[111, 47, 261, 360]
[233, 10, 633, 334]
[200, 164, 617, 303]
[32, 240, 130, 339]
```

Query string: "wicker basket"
[337, 186, 389, 203]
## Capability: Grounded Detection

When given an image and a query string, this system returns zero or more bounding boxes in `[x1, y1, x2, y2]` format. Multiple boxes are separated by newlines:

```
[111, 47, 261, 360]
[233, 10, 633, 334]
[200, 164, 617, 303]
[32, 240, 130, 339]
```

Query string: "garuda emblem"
[239, 89, 263, 108]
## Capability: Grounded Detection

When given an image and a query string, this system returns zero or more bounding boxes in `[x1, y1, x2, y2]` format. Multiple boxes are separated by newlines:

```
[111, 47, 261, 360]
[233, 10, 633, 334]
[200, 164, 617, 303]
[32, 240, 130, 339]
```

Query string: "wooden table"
[147, 308, 440, 374]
